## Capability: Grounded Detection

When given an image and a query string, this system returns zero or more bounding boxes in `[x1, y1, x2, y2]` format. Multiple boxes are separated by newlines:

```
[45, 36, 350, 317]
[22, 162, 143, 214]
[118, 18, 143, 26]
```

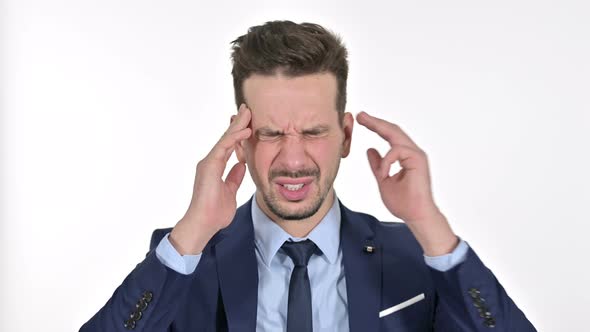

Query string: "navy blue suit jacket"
[81, 198, 536, 331]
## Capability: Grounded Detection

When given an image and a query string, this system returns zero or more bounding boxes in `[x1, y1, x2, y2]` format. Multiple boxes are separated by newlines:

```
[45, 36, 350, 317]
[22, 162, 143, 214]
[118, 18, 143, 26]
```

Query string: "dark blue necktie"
[281, 239, 319, 332]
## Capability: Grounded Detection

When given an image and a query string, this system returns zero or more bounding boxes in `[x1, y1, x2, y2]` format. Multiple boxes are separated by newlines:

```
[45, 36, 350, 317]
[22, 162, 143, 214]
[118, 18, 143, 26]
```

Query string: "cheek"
[306, 139, 342, 169]
[249, 145, 276, 179]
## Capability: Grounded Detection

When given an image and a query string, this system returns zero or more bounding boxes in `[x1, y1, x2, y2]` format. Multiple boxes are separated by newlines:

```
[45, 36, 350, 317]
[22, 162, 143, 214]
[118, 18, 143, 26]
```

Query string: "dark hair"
[230, 20, 349, 121]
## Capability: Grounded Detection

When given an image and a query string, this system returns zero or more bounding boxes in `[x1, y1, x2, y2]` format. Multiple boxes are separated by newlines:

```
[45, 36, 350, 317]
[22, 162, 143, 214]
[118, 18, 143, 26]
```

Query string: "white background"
[1, 1, 589, 331]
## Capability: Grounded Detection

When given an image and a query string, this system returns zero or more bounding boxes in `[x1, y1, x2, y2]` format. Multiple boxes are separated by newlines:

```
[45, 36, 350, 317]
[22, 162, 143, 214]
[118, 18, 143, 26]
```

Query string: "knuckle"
[417, 148, 427, 157]
[196, 159, 207, 170]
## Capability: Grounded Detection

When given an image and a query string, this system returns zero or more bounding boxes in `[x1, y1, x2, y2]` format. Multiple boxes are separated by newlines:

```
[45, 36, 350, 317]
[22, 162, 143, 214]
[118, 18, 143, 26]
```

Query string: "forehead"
[242, 72, 338, 128]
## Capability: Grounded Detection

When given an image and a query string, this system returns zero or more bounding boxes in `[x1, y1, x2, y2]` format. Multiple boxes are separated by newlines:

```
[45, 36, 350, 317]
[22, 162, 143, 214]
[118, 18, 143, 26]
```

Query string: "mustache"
[269, 168, 320, 180]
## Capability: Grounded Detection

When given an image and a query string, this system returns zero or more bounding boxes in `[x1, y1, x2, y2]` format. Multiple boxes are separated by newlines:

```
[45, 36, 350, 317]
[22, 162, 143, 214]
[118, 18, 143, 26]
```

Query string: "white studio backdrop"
[1, 1, 589, 331]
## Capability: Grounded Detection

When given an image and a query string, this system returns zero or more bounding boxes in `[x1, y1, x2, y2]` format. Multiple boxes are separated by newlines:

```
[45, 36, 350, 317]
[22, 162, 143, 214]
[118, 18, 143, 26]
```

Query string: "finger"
[225, 162, 247, 194]
[227, 104, 252, 134]
[209, 127, 252, 163]
[366, 148, 382, 180]
[356, 111, 418, 149]
[222, 127, 251, 163]
[379, 145, 425, 179]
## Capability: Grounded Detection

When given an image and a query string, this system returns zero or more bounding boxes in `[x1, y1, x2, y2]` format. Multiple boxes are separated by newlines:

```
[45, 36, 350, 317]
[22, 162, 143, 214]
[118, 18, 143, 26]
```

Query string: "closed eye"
[254, 125, 331, 141]
[256, 129, 283, 141]
[302, 126, 330, 138]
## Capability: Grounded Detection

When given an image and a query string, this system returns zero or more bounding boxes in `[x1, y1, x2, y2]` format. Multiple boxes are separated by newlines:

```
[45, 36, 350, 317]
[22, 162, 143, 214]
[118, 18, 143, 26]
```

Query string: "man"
[81, 20, 536, 331]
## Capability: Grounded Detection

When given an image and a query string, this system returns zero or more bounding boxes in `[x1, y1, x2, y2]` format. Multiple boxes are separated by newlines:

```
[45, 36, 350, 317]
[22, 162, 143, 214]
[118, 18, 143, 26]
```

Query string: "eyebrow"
[255, 125, 330, 137]
[255, 127, 282, 137]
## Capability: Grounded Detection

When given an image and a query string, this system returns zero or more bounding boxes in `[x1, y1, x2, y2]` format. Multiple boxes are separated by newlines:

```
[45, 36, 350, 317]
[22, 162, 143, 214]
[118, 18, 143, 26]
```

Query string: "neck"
[256, 188, 335, 238]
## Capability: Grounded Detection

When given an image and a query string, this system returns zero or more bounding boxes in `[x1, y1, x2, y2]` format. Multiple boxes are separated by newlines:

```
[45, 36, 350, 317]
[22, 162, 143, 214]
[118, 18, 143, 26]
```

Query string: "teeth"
[282, 183, 304, 191]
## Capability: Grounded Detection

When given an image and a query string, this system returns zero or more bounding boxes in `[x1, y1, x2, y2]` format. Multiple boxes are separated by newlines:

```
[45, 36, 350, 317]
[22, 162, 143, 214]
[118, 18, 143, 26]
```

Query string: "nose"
[275, 134, 309, 172]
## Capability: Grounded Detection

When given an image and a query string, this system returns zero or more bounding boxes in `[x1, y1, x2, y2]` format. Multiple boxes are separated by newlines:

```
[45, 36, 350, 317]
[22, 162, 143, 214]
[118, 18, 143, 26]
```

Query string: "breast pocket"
[379, 293, 432, 332]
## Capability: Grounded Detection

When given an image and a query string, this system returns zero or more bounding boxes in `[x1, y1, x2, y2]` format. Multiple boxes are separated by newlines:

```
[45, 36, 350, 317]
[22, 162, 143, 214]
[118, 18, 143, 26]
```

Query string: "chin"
[266, 187, 326, 221]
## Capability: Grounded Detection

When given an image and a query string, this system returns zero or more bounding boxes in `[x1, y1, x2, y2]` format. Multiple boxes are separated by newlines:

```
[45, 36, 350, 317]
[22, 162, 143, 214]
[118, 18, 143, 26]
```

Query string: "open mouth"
[282, 183, 305, 191]
[274, 177, 314, 201]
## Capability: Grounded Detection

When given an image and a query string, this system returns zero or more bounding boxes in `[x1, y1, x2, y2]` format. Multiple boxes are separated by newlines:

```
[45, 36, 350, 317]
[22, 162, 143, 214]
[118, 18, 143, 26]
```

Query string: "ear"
[341, 112, 354, 158]
[230, 114, 247, 163]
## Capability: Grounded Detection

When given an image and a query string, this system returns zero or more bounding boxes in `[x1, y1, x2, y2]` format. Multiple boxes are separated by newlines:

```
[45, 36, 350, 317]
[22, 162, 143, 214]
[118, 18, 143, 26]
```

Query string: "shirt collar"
[251, 191, 341, 267]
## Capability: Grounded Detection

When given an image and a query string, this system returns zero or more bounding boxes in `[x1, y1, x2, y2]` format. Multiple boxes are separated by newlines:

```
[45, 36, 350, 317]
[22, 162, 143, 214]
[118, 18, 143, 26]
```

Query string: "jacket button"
[475, 296, 486, 303]
[130, 310, 142, 321]
[480, 310, 493, 318]
[142, 291, 153, 303]
[484, 317, 496, 328]
[136, 298, 148, 311]
[123, 319, 136, 330]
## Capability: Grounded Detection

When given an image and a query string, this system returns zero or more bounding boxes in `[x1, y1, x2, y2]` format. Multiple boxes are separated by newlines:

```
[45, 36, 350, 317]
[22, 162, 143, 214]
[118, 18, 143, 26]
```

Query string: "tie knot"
[281, 240, 319, 267]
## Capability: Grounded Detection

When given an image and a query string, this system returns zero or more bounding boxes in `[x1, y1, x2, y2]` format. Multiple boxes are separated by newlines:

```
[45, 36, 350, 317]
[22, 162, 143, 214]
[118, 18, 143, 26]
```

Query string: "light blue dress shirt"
[155, 193, 469, 331]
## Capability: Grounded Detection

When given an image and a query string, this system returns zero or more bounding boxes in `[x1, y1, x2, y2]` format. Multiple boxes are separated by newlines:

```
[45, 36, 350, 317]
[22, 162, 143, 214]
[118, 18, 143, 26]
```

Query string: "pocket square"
[379, 293, 425, 318]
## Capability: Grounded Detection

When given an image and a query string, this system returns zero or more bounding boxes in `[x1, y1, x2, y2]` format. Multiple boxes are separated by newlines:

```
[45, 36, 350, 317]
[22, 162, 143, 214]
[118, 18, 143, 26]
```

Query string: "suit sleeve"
[79, 229, 196, 332]
[429, 247, 537, 331]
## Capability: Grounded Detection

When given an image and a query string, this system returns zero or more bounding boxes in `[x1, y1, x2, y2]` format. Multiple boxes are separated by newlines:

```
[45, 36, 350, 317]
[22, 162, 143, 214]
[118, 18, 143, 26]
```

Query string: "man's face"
[235, 72, 353, 221]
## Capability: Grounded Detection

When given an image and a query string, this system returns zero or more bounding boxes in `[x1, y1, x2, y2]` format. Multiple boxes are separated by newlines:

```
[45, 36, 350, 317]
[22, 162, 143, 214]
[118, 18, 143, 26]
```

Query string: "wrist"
[405, 212, 459, 256]
[422, 234, 459, 257]
[169, 217, 219, 255]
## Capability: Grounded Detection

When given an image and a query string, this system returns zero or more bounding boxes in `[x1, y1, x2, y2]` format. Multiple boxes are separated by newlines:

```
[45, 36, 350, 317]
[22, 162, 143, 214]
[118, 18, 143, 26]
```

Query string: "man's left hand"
[356, 111, 458, 256]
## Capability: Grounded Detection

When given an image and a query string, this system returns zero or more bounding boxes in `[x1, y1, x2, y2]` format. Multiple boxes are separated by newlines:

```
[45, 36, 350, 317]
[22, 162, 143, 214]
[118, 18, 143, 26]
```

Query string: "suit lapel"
[214, 198, 387, 331]
[215, 198, 258, 331]
[340, 202, 382, 332]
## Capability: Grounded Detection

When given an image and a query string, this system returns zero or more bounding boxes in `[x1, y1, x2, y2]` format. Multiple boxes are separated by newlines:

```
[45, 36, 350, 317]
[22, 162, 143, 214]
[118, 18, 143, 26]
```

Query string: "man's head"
[231, 20, 349, 120]
[230, 21, 354, 223]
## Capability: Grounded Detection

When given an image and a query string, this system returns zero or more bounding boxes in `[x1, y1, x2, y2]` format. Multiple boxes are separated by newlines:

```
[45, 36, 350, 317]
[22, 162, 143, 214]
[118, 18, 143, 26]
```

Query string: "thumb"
[366, 148, 383, 180]
[225, 162, 247, 194]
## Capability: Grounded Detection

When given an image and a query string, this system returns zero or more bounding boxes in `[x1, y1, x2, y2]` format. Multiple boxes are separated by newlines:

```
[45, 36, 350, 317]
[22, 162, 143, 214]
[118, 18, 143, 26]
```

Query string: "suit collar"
[251, 192, 341, 267]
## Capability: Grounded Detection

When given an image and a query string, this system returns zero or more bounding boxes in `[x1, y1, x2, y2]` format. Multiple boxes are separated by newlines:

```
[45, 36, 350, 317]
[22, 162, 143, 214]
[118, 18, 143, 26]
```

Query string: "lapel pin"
[363, 241, 375, 254]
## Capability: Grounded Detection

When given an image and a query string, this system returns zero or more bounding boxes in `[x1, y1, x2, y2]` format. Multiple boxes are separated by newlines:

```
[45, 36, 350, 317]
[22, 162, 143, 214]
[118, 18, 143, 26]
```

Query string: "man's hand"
[356, 111, 458, 256]
[169, 104, 252, 255]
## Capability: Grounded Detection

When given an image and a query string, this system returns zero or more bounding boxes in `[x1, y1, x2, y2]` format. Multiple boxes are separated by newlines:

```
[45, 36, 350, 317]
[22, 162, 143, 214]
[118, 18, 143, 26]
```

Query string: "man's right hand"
[169, 104, 252, 255]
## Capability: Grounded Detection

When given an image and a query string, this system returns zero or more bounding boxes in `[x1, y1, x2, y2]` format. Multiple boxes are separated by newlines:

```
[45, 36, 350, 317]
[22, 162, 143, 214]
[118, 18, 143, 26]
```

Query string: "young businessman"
[81, 20, 536, 331]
